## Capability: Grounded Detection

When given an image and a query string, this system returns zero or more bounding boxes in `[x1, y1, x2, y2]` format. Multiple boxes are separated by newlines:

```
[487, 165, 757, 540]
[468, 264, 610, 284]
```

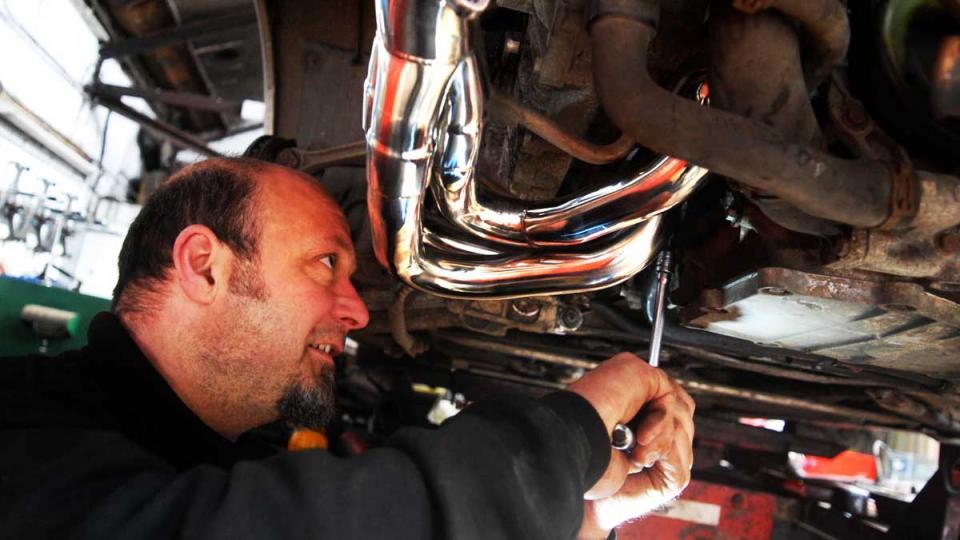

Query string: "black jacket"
[0, 312, 609, 539]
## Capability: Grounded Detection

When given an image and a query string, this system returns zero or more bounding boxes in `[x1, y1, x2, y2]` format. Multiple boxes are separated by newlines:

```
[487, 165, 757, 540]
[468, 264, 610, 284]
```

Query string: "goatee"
[276, 364, 336, 429]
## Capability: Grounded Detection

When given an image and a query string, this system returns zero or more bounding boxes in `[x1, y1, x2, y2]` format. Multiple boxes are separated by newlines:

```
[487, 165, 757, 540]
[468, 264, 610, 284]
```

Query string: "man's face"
[207, 165, 369, 430]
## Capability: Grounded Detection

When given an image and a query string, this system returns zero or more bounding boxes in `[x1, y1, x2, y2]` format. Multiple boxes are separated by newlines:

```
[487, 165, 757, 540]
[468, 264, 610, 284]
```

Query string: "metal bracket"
[98, 12, 258, 59]
[87, 83, 242, 115]
[877, 160, 920, 231]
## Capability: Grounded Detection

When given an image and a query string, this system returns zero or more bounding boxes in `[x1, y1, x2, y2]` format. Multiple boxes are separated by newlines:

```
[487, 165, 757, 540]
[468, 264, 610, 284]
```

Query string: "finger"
[589, 466, 678, 526]
[631, 395, 672, 447]
[675, 385, 697, 434]
[630, 430, 674, 472]
[673, 419, 695, 472]
[659, 441, 693, 493]
[633, 385, 694, 447]
[585, 446, 630, 500]
[677, 385, 696, 415]
[627, 397, 676, 472]
[636, 443, 691, 496]
[666, 400, 694, 452]
[631, 410, 696, 474]
[622, 456, 689, 501]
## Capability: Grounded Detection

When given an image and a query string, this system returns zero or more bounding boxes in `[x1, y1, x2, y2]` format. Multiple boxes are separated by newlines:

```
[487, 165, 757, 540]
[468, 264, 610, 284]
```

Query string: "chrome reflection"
[433, 60, 710, 247]
[409, 216, 664, 299]
[364, 0, 707, 299]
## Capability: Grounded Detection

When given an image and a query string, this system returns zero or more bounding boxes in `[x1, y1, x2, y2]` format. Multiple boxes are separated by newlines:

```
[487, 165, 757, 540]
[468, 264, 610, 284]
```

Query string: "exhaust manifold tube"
[364, 0, 708, 299]
[433, 61, 709, 248]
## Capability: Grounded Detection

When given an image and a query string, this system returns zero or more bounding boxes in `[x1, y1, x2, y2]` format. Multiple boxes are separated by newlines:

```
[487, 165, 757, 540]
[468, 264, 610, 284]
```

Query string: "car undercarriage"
[76, 0, 960, 534]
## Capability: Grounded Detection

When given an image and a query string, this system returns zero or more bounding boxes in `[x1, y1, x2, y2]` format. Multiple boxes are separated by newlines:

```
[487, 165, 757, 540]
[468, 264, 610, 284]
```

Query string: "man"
[0, 158, 695, 539]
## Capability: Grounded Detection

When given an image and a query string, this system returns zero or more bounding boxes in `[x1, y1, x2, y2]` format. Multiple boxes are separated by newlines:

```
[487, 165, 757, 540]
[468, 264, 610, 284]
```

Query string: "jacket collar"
[85, 312, 276, 469]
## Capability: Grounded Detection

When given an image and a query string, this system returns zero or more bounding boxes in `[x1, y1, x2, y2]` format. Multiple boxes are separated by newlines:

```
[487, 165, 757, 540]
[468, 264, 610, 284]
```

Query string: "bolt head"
[510, 299, 541, 321]
[557, 306, 583, 332]
[938, 233, 960, 253]
[759, 286, 790, 296]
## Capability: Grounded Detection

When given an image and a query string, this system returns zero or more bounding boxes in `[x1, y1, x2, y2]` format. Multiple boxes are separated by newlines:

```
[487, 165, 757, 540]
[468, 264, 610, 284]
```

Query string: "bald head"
[113, 157, 288, 318]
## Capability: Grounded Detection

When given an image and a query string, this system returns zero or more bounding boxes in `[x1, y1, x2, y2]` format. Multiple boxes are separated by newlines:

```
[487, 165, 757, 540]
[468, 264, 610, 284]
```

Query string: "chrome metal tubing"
[407, 215, 664, 299]
[372, 0, 488, 62]
[433, 64, 709, 247]
[364, 0, 694, 299]
[435, 149, 707, 247]
[364, 4, 471, 270]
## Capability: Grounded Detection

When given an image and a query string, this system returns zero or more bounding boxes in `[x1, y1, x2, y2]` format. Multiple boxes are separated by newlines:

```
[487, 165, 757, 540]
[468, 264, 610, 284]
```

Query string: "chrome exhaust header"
[364, 0, 708, 299]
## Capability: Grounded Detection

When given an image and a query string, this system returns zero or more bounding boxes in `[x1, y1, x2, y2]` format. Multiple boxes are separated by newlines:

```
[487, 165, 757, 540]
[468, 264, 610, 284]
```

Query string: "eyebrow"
[313, 235, 357, 273]
[331, 235, 351, 253]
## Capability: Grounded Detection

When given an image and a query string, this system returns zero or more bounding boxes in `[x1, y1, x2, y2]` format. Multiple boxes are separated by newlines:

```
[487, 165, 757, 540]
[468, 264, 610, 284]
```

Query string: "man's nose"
[335, 279, 370, 330]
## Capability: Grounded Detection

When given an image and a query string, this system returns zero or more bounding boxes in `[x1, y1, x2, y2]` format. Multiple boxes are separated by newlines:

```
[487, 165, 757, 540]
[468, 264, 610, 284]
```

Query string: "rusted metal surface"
[831, 227, 960, 282]
[826, 79, 912, 163]
[934, 36, 960, 120]
[912, 172, 960, 236]
[358, 290, 581, 339]
[90, 94, 221, 157]
[504, 0, 600, 201]
[824, 79, 923, 232]
[389, 287, 429, 357]
[869, 389, 960, 432]
[179, 9, 264, 113]
[443, 297, 575, 336]
[707, 8, 820, 142]
[732, 0, 849, 86]
[277, 141, 367, 173]
[707, 6, 838, 236]
[676, 377, 915, 426]
[270, 0, 374, 144]
[819, 95, 960, 275]
[488, 93, 633, 165]
[590, 11, 894, 228]
[877, 162, 920, 232]
[103, 0, 223, 134]
[86, 83, 242, 114]
[669, 344, 893, 387]
[438, 333, 600, 370]
[98, 11, 257, 59]
[686, 267, 960, 377]
[356, 289, 456, 335]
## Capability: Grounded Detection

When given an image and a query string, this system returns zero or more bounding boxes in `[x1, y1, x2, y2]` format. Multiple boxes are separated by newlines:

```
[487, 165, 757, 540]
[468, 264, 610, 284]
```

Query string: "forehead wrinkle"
[250, 165, 360, 274]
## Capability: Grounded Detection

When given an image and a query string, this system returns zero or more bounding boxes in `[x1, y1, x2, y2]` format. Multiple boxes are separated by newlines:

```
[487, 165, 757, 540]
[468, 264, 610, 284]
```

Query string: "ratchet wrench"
[611, 251, 674, 452]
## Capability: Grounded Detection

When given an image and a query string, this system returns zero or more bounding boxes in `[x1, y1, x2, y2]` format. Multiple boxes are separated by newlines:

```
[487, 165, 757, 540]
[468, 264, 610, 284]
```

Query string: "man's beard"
[227, 255, 337, 430]
[276, 362, 336, 429]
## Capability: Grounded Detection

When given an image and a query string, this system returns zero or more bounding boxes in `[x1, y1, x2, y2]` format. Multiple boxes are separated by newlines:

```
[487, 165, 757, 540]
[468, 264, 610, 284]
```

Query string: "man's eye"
[319, 255, 336, 269]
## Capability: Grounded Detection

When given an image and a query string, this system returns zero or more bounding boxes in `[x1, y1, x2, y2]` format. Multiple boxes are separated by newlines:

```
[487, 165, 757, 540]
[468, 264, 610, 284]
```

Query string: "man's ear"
[171, 224, 231, 305]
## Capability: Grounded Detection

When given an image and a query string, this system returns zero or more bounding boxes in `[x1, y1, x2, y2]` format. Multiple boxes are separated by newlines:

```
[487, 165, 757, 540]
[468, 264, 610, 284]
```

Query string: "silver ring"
[612, 422, 636, 452]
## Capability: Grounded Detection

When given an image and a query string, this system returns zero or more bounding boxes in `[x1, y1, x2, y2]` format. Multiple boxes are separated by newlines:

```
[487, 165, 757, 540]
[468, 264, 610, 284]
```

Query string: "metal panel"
[685, 268, 960, 377]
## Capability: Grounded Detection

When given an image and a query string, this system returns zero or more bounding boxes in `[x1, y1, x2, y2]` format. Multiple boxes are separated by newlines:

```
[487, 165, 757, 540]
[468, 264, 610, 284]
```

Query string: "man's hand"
[568, 353, 695, 538]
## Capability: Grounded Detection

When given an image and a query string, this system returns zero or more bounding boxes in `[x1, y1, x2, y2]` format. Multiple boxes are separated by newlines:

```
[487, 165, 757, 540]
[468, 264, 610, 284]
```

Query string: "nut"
[557, 306, 583, 333]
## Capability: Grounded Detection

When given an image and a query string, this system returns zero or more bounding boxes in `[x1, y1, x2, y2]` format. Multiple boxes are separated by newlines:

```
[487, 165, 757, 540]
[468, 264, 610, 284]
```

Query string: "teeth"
[311, 344, 332, 354]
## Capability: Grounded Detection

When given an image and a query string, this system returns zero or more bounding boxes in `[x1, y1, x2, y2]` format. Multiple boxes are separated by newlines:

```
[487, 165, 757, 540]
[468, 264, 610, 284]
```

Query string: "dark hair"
[112, 158, 266, 315]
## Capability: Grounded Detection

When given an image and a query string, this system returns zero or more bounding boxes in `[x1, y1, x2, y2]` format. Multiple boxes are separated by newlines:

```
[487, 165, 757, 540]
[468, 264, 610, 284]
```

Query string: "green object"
[0, 277, 110, 356]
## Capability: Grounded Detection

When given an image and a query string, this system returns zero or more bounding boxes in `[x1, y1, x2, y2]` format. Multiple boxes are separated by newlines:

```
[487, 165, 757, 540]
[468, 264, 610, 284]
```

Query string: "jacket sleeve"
[0, 391, 609, 540]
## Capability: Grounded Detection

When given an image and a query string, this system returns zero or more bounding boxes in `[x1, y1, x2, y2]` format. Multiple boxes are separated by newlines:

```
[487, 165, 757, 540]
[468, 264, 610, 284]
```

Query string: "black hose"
[587, 1, 893, 228]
